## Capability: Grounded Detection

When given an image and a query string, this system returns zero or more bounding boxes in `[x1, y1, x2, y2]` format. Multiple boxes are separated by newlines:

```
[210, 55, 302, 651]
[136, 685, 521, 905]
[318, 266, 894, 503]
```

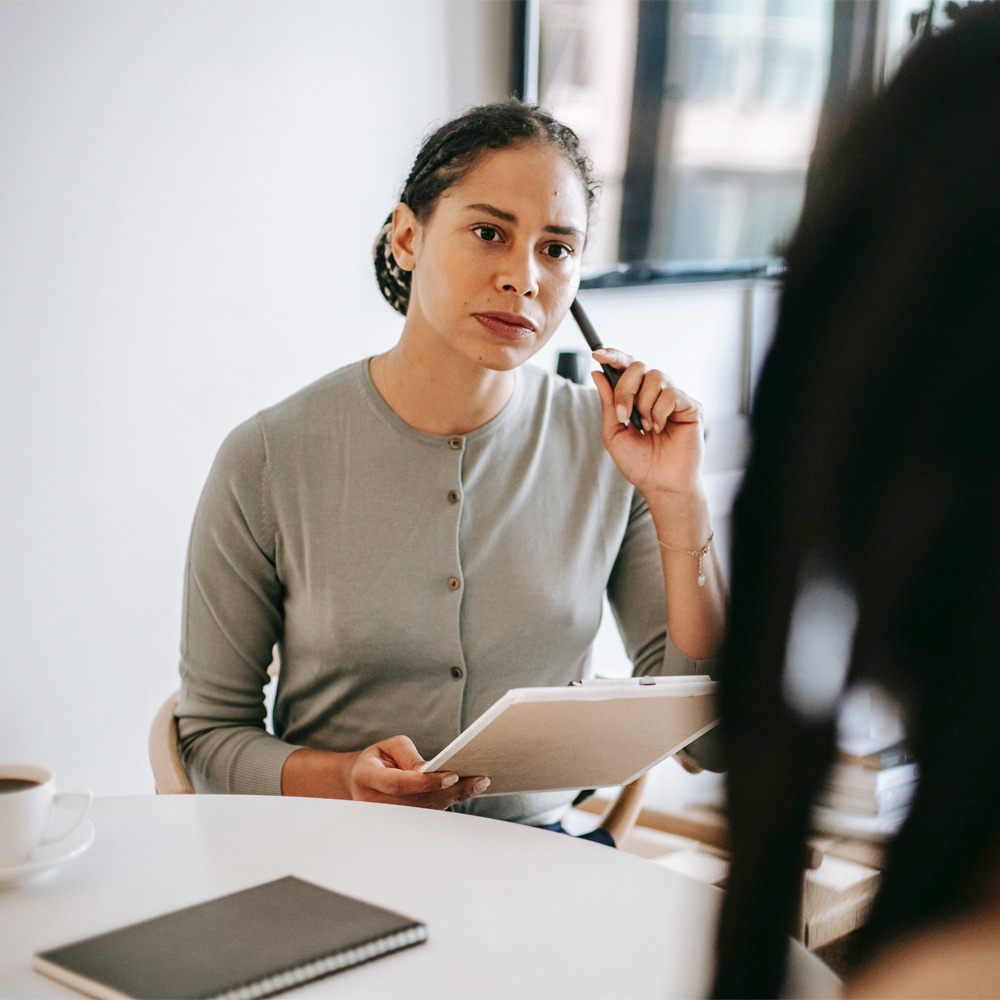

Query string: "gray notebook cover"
[33, 876, 427, 999]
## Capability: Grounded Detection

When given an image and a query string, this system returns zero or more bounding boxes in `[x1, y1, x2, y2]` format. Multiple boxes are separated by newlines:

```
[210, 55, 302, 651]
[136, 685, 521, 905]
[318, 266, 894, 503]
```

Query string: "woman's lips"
[473, 312, 538, 339]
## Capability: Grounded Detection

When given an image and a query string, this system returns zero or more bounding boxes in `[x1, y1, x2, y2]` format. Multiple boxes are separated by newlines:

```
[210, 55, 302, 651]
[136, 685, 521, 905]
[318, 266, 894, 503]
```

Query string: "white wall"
[0, 0, 513, 794]
[0, 0, 775, 809]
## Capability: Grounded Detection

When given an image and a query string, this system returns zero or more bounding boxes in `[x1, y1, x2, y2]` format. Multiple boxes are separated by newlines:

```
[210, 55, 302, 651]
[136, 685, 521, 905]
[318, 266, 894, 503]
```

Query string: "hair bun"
[372, 213, 411, 316]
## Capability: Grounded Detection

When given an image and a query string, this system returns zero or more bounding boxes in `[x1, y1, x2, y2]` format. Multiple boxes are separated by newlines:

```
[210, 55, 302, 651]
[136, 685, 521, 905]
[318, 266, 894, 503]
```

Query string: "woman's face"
[392, 142, 588, 372]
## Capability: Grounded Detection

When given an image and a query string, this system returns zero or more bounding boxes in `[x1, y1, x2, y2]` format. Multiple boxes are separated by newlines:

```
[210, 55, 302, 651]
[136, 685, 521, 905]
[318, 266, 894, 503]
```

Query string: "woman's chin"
[477, 346, 540, 372]
[469, 334, 549, 372]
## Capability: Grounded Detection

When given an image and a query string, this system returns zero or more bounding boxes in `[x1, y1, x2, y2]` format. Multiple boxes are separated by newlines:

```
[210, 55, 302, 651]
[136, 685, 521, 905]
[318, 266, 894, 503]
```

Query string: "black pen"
[570, 299, 644, 430]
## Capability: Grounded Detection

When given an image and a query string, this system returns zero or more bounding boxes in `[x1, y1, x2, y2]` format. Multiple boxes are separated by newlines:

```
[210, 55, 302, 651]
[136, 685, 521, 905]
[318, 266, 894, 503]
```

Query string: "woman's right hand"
[346, 735, 489, 809]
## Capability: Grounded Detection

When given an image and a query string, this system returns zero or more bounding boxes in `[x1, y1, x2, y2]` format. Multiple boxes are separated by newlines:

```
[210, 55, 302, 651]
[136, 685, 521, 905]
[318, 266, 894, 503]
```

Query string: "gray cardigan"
[177, 359, 716, 825]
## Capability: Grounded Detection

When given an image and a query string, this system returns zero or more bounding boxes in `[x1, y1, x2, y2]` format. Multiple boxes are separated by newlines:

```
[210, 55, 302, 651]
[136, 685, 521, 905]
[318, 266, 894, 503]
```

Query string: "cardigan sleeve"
[606, 489, 727, 771]
[176, 415, 300, 794]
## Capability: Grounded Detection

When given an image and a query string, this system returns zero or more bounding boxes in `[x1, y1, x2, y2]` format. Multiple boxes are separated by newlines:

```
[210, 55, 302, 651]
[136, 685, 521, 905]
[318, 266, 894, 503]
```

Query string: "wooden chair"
[151, 655, 279, 795]
[596, 773, 650, 845]
[148, 690, 194, 794]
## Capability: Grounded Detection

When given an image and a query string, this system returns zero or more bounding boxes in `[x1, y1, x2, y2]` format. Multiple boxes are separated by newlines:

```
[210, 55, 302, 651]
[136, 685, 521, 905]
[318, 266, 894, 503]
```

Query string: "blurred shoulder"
[844, 901, 1000, 999]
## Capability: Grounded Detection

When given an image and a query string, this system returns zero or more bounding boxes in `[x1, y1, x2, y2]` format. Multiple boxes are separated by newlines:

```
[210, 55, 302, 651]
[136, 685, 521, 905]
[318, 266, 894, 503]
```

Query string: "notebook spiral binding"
[215, 926, 429, 1000]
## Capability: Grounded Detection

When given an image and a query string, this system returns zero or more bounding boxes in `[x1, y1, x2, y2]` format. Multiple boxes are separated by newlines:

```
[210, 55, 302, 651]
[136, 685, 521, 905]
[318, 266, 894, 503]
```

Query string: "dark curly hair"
[712, 4, 1000, 996]
[372, 100, 598, 316]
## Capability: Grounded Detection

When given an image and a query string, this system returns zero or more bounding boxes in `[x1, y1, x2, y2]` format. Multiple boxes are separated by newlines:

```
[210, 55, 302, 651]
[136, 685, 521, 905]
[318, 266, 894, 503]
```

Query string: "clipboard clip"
[567, 676, 658, 686]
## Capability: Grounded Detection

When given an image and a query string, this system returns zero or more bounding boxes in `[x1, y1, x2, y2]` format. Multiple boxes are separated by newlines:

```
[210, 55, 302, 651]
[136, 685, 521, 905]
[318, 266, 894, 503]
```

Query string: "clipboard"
[419, 676, 718, 795]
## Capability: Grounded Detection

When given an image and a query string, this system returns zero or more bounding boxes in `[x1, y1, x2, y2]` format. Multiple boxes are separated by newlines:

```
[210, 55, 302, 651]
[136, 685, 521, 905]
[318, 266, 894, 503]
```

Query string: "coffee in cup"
[0, 764, 91, 868]
[0, 777, 42, 794]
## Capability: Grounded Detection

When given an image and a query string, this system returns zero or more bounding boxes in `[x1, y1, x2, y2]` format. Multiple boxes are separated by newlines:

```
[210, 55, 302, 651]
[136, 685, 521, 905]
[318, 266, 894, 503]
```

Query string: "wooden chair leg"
[598, 773, 650, 845]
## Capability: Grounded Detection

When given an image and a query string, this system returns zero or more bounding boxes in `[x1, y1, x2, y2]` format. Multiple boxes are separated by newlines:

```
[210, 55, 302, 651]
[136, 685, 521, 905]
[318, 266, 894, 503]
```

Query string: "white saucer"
[0, 812, 96, 889]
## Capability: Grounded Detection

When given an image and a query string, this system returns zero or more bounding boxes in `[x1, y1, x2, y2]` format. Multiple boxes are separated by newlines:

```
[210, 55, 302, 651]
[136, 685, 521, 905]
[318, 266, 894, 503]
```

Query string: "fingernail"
[616, 404, 628, 424]
[441, 773, 459, 788]
[652, 422, 661, 433]
[641, 418, 651, 433]
[473, 778, 490, 793]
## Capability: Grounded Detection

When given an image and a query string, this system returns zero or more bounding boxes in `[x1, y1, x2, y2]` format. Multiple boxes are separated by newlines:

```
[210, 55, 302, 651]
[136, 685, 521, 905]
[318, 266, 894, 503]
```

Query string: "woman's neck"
[370, 335, 516, 436]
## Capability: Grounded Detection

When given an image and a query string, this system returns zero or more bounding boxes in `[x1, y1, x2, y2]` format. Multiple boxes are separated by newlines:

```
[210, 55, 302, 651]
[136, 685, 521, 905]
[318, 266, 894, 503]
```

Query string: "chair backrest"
[149, 690, 194, 794]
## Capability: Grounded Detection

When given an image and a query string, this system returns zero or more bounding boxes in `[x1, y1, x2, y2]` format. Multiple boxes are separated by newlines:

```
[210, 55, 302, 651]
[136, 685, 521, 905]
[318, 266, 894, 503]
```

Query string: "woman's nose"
[496, 250, 539, 298]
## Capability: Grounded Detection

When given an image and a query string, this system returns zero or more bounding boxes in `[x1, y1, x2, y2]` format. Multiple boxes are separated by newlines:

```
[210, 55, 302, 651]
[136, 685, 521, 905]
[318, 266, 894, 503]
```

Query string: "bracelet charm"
[658, 532, 714, 587]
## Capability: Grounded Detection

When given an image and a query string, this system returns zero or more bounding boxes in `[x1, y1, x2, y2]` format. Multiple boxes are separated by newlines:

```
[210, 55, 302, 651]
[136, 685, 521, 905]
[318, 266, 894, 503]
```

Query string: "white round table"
[0, 796, 839, 999]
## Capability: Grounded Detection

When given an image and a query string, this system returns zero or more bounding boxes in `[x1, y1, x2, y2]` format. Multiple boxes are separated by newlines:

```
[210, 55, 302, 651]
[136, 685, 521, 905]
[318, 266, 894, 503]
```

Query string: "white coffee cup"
[0, 764, 92, 868]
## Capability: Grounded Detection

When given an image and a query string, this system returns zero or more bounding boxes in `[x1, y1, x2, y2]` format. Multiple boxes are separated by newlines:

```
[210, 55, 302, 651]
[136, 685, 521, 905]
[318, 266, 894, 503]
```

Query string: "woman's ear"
[390, 203, 420, 272]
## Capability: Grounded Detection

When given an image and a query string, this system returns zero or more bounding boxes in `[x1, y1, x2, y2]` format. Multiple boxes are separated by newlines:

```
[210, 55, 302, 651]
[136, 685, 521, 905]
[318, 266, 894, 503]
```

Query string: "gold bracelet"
[658, 531, 714, 587]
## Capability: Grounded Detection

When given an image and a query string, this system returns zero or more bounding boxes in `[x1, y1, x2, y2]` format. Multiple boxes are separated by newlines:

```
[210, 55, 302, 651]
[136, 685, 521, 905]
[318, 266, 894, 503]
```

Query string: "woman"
[176, 101, 725, 832]
[711, 5, 1000, 996]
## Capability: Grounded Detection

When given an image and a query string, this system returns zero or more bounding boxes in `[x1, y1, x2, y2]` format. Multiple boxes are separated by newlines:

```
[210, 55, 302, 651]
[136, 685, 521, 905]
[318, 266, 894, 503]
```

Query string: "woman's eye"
[545, 244, 572, 260]
[473, 225, 501, 243]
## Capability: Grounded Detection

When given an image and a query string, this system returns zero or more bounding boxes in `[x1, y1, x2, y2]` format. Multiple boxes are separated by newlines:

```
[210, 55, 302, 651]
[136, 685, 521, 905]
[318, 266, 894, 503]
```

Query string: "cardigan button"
[447, 490, 460, 504]
[450, 666, 464, 680]
[448, 437, 462, 450]
[447, 576, 461, 591]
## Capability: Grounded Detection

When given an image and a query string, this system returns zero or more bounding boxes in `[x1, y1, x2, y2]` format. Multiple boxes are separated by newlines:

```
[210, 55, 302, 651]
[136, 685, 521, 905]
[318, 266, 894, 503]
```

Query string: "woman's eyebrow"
[465, 202, 517, 223]
[464, 202, 585, 241]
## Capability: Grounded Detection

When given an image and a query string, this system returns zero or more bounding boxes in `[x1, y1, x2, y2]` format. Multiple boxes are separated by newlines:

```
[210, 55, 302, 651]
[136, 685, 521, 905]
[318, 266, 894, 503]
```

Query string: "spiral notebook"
[32, 876, 427, 1000]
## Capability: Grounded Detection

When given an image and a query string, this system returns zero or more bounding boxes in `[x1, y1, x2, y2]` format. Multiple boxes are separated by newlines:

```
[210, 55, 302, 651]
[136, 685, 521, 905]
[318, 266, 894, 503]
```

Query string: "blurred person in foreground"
[711, 3, 1000, 996]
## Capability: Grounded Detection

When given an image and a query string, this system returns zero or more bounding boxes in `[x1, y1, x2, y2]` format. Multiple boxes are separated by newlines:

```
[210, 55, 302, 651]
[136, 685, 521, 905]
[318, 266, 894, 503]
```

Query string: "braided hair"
[711, 5, 1000, 996]
[372, 100, 598, 316]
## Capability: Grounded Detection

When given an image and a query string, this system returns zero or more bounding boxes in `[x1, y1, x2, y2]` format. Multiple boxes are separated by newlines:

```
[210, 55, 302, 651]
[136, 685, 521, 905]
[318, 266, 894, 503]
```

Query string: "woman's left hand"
[591, 348, 705, 496]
